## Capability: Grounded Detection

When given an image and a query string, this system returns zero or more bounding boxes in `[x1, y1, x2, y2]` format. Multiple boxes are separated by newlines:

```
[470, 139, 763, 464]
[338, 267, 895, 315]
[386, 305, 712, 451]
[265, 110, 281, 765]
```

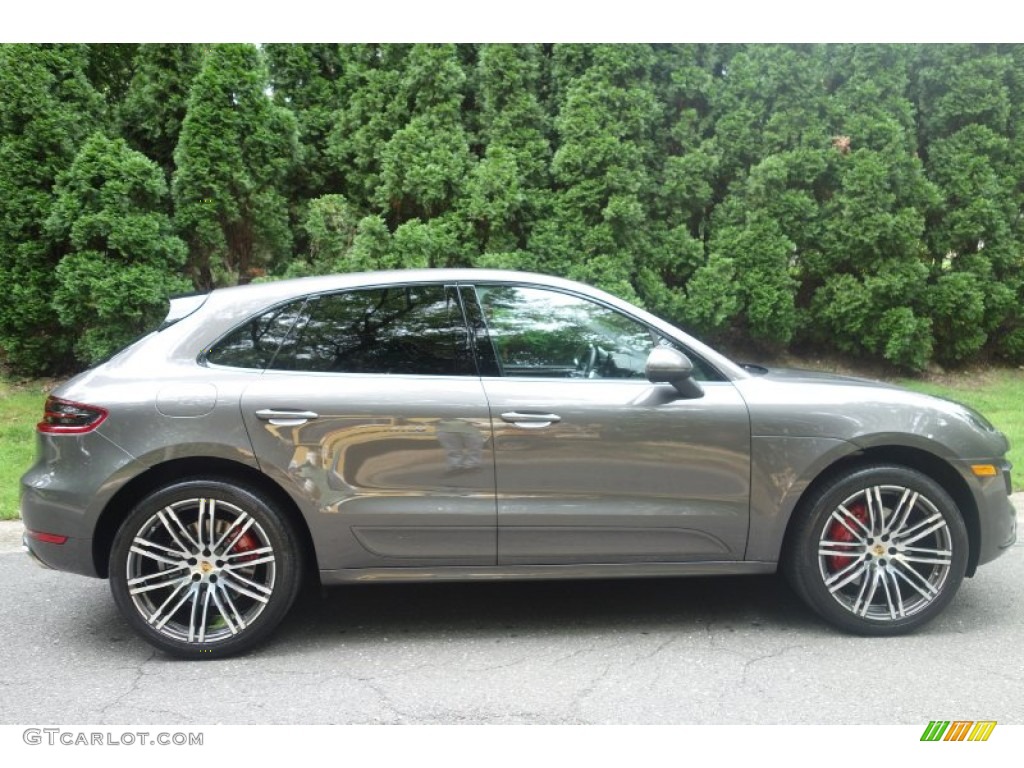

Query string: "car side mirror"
[645, 347, 704, 399]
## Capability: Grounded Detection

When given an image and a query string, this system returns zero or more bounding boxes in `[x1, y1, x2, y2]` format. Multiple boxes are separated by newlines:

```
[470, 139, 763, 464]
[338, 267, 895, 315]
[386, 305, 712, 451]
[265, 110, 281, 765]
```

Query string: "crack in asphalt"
[739, 645, 806, 690]
[97, 650, 157, 719]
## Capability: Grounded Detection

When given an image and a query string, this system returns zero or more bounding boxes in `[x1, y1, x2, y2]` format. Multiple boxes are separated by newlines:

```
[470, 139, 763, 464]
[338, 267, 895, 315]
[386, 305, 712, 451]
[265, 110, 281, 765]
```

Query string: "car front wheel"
[109, 478, 303, 658]
[785, 465, 968, 635]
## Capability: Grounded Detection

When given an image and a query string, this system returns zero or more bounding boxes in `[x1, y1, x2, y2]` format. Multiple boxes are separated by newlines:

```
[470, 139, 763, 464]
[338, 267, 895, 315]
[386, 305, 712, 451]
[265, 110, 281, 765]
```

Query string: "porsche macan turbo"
[20, 270, 1016, 657]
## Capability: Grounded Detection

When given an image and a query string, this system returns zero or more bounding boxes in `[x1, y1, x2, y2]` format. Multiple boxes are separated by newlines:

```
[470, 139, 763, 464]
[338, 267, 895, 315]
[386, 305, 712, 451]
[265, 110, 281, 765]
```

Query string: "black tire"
[109, 478, 303, 659]
[784, 464, 968, 636]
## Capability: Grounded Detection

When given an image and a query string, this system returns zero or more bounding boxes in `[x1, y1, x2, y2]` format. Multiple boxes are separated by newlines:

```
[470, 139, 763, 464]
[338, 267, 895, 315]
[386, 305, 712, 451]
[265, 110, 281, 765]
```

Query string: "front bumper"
[971, 461, 1016, 570]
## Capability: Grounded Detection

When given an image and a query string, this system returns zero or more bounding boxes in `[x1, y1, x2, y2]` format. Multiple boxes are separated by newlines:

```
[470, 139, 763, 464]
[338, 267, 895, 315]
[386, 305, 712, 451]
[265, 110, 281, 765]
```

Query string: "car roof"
[204, 268, 612, 303]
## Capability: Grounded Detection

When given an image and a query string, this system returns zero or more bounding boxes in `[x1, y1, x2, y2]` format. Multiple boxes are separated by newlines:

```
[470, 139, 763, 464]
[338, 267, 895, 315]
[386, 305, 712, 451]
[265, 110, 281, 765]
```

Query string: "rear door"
[230, 282, 496, 570]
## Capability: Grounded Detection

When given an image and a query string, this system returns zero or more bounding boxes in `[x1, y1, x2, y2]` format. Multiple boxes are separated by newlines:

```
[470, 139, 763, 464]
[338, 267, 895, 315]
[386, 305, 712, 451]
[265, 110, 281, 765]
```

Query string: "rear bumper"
[19, 431, 141, 579]
[21, 527, 98, 577]
[22, 533, 53, 569]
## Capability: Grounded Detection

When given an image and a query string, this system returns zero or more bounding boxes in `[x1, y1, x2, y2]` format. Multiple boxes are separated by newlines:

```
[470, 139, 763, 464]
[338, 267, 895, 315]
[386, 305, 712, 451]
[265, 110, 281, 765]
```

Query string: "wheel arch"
[780, 444, 981, 577]
[92, 456, 319, 582]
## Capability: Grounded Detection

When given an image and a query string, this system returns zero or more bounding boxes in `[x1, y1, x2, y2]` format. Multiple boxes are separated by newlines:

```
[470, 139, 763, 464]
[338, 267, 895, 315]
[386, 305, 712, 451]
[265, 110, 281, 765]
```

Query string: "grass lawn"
[0, 378, 50, 520]
[0, 367, 1020, 521]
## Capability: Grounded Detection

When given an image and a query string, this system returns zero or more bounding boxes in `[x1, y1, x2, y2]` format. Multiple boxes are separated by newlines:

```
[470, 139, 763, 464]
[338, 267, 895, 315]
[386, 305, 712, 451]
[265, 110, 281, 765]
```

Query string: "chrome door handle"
[500, 411, 562, 429]
[255, 409, 319, 426]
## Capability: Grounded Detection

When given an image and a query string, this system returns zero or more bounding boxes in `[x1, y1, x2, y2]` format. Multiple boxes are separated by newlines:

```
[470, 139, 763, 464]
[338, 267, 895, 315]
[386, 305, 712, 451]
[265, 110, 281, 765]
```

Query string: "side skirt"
[319, 560, 778, 585]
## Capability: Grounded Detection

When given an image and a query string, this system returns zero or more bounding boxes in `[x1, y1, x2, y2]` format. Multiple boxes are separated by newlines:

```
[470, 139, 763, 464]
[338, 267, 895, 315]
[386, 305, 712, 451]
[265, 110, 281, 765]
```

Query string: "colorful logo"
[920, 721, 997, 742]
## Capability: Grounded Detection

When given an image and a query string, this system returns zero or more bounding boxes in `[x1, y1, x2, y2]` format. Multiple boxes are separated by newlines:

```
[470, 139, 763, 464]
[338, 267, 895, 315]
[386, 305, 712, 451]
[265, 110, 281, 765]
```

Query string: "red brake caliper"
[826, 502, 867, 572]
[231, 531, 260, 564]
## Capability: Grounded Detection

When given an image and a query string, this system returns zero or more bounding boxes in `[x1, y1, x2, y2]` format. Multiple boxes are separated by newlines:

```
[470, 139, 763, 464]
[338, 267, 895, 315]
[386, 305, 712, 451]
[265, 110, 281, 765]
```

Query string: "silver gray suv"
[20, 270, 1017, 658]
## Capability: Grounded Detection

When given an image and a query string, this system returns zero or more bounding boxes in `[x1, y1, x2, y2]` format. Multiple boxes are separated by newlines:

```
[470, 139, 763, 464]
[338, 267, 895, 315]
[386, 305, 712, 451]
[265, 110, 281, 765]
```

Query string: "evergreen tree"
[915, 45, 1020, 364]
[265, 44, 350, 263]
[683, 46, 830, 347]
[0, 44, 104, 374]
[86, 43, 140, 107]
[46, 133, 191, 364]
[376, 44, 474, 224]
[465, 43, 551, 264]
[265, 44, 346, 198]
[3, 43, 1024, 373]
[638, 44, 719, 327]
[172, 44, 298, 288]
[530, 44, 661, 300]
[120, 44, 203, 179]
[327, 44, 412, 212]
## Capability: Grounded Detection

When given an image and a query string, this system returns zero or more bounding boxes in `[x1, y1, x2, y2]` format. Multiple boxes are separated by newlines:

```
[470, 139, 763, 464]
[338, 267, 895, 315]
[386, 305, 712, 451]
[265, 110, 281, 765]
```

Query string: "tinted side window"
[206, 298, 306, 369]
[475, 285, 655, 379]
[474, 285, 721, 381]
[273, 285, 472, 375]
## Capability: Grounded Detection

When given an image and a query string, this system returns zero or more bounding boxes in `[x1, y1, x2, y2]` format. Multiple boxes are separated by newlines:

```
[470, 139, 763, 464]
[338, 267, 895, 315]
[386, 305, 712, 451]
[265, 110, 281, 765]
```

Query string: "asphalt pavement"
[1, 497, 1021, 725]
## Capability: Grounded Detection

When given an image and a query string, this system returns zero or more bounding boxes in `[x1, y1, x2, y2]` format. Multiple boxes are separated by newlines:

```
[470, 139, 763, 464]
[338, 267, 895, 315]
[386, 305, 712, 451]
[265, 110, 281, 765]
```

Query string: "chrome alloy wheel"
[817, 484, 953, 621]
[125, 498, 277, 644]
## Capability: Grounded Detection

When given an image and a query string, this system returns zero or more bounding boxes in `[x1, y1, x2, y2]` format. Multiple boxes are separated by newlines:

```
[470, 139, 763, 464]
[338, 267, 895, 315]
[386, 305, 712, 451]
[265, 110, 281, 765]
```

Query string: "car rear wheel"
[785, 465, 968, 635]
[109, 478, 303, 658]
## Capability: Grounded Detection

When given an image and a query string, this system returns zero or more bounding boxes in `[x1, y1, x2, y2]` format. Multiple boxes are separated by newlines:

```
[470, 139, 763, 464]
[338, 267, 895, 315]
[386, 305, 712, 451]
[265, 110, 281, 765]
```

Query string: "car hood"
[740, 364, 899, 388]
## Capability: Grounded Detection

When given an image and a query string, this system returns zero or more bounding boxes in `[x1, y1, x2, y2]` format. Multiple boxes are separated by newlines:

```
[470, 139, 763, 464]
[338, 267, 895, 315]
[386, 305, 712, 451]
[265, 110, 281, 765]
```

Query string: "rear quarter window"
[205, 299, 307, 369]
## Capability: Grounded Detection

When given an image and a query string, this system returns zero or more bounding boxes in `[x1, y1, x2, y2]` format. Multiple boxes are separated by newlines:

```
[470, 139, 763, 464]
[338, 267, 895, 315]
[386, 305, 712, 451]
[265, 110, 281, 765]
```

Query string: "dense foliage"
[1, 43, 1023, 374]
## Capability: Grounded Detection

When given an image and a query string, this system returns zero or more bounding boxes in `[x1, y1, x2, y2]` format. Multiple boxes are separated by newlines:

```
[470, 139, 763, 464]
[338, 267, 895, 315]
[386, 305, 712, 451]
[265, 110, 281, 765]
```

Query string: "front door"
[469, 284, 751, 566]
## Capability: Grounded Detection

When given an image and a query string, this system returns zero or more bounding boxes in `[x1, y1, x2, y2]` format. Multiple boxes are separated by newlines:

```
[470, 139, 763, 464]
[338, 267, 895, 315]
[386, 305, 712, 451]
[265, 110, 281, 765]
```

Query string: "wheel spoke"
[900, 553, 952, 567]
[132, 536, 189, 560]
[130, 544, 186, 568]
[853, 568, 880, 616]
[890, 560, 939, 603]
[217, 515, 255, 554]
[129, 570, 190, 595]
[884, 489, 918, 535]
[904, 544, 952, 557]
[819, 539, 863, 558]
[217, 583, 248, 629]
[896, 515, 946, 546]
[197, 584, 213, 643]
[225, 545, 274, 561]
[880, 568, 905, 619]
[825, 556, 868, 592]
[187, 585, 200, 643]
[832, 506, 869, 540]
[220, 571, 271, 603]
[148, 580, 194, 629]
[159, 507, 199, 552]
[210, 586, 239, 635]
[196, 498, 208, 548]
[207, 499, 217, 551]
[864, 486, 884, 535]
[224, 553, 275, 569]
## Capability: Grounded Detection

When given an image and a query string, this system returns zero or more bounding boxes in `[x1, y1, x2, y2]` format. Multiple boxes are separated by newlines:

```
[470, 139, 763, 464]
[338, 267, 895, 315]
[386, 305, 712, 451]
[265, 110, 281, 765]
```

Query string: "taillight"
[25, 529, 68, 545]
[37, 396, 108, 434]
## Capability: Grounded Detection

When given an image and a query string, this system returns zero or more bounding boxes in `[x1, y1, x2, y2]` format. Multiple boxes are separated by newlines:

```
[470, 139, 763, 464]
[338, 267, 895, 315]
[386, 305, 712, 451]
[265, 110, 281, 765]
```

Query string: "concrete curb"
[0, 520, 23, 554]
[3, 493, 1022, 556]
